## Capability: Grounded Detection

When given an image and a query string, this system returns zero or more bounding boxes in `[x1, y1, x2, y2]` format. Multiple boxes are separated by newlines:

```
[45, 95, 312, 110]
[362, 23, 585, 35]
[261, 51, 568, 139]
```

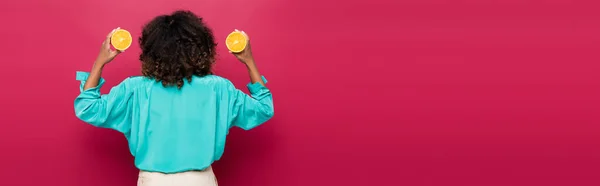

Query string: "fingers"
[231, 29, 250, 54]
[104, 27, 120, 48]
[234, 29, 250, 40]
[106, 27, 120, 39]
[113, 47, 124, 54]
[242, 31, 249, 40]
[109, 49, 122, 59]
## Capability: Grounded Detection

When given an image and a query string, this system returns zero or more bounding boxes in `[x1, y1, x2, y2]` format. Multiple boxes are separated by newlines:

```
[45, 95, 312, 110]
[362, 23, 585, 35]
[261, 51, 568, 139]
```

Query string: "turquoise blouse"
[74, 71, 274, 173]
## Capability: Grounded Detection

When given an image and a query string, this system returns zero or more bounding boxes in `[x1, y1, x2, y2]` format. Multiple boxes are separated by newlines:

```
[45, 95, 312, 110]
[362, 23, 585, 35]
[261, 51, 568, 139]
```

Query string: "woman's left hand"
[95, 28, 122, 65]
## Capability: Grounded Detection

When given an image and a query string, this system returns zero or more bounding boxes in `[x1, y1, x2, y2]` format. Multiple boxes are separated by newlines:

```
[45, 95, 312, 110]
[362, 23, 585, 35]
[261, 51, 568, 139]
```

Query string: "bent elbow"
[255, 104, 274, 126]
[238, 106, 274, 131]
[264, 105, 274, 120]
[74, 98, 106, 126]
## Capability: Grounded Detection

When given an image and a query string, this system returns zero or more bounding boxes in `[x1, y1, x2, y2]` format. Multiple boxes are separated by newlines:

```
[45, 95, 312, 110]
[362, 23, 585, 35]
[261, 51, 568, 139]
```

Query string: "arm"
[228, 29, 273, 129]
[85, 27, 121, 90]
[74, 72, 134, 133]
[227, 77, 274, 130]
[245, 60, 265, 86]
[232, 30, 265, 86]
[74, 27, 132, 133]
[83, 63, 106, 90]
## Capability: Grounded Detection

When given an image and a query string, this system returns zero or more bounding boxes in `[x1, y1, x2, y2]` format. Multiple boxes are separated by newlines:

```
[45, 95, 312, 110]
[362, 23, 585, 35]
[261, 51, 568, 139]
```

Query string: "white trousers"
[138, 166, 218, 186]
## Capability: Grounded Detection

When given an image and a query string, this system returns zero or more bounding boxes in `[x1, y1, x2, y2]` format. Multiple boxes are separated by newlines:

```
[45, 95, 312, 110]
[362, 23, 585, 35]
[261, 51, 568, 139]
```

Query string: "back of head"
[139, 10, 217, 88]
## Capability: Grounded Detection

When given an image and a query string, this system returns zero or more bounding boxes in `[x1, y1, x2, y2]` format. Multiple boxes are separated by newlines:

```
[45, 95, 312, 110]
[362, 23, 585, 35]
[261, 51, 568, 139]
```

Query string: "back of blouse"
[74, 71, 274, 173]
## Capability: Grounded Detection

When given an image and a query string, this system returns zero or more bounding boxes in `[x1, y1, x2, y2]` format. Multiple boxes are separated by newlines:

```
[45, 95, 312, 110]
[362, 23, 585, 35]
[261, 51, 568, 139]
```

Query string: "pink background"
[1, 0, 600, 185]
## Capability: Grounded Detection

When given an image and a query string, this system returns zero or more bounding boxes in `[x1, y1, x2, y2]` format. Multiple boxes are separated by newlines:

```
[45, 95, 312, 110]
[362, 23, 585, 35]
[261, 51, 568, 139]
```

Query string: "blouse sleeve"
[74, 71, 134, 133]
[227, 76, 274, 130]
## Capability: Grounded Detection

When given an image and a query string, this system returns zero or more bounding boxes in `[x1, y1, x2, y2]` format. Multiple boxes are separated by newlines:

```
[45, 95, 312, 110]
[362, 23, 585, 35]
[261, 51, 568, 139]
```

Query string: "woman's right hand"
[230, 30, 255, 64]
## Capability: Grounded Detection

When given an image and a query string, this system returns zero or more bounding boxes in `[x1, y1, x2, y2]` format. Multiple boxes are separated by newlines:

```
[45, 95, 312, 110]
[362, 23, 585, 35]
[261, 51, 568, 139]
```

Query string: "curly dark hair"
[139, 10, 217, 88]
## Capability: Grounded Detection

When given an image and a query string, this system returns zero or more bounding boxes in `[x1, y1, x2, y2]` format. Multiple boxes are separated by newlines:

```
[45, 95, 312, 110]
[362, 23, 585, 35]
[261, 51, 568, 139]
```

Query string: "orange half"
[111, 29, 132, 51]
[225, 31, 248, 53]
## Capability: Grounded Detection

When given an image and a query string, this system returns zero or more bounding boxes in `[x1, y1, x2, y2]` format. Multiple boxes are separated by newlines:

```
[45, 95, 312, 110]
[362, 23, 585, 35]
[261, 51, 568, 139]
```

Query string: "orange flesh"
[225, 31, 248, 53]
[111, 29, 132, 51]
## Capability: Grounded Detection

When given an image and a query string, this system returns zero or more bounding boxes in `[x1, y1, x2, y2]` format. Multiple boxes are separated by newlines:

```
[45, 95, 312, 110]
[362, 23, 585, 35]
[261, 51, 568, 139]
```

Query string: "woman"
[74, 10, 274, 186]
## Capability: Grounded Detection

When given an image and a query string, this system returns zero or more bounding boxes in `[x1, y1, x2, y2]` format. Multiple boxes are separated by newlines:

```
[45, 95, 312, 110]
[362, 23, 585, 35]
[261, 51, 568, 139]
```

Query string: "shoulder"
[122, 76, 146, 84]
[126, 75, 148, 82]
[119, 76, 152, 90]
[195, 75, 234, 86]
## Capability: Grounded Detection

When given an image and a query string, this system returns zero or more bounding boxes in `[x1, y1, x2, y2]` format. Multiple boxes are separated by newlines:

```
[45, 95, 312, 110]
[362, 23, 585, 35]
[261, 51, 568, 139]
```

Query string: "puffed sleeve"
[226, 76, 274, 130]
[74, 71, 134, 133]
